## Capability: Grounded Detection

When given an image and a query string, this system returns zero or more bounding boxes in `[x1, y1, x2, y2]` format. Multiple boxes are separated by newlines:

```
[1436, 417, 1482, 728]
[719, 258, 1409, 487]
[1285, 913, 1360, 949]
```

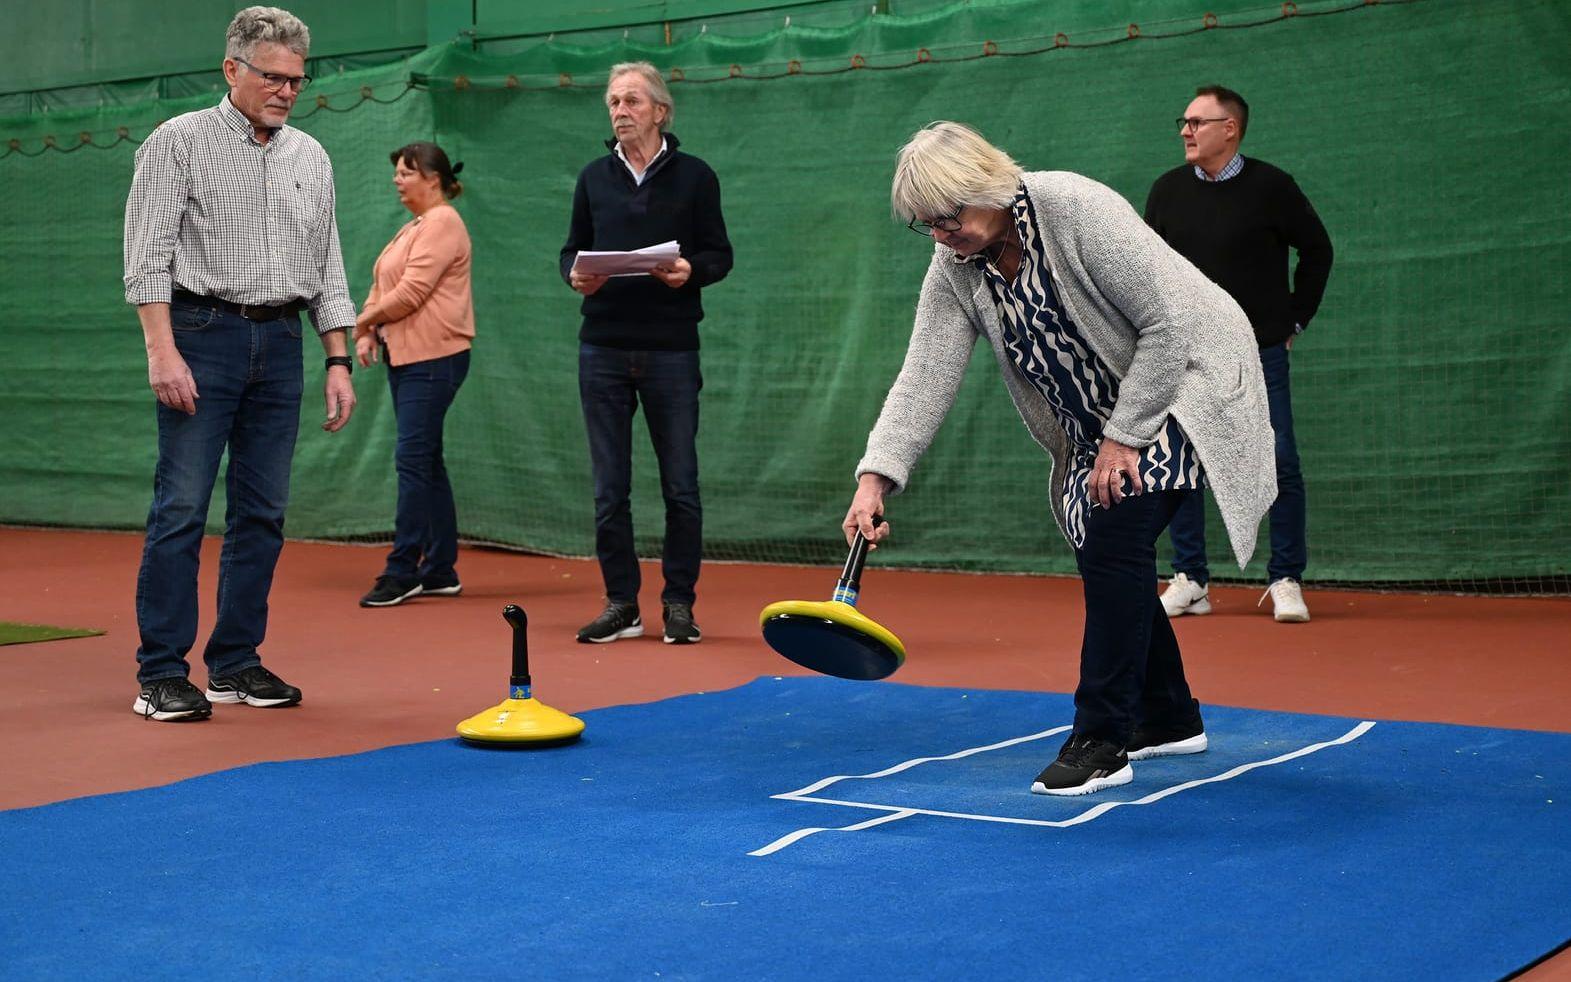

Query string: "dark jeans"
[1073, 490, 1201, 745]
[135, 300, 303, 684]
[1170, 341, 1307, 584]
[578, 342, 702, 607]
[383, 349, 470, 582]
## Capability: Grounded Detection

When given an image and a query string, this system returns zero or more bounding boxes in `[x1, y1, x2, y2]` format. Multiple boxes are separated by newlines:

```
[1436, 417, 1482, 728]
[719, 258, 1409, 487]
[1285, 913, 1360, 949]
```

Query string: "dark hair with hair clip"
[389, 141, 465, 199]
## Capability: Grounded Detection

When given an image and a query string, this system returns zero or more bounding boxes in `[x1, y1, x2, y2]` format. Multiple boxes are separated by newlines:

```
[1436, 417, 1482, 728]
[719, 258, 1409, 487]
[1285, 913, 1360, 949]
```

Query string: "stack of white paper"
[570, 240, 682, 277]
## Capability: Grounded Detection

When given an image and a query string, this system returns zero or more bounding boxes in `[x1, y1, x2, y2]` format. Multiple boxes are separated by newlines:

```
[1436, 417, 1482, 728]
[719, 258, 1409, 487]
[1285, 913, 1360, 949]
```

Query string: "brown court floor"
[2, 527, 1569, 977]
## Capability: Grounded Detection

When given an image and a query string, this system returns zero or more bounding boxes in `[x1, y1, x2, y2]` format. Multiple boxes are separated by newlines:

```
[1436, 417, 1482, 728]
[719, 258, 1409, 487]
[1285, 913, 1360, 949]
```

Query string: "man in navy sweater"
[560, 61, 733, 646]
[1144, 85, 1333, 623]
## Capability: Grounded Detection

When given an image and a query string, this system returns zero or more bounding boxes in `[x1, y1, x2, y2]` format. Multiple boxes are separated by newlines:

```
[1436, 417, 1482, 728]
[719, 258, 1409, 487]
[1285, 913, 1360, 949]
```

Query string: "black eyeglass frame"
[1175, 116, 1232, 133]
[907, 206, 965, 236]
[233, 56, 313, 92]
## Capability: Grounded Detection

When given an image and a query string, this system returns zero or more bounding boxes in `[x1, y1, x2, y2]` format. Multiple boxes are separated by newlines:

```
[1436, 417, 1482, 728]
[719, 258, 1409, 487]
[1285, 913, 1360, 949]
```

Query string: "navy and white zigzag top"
[962, 186, 1205, 547]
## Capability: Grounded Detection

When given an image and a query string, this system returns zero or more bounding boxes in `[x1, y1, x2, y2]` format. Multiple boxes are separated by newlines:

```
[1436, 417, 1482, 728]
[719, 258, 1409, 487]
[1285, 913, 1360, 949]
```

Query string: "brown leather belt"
[172, 289, 303, 322]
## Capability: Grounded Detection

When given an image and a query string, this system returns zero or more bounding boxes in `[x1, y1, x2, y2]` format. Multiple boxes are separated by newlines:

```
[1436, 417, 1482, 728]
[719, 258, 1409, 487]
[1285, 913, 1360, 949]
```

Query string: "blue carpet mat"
[3, 677, 1568, 979]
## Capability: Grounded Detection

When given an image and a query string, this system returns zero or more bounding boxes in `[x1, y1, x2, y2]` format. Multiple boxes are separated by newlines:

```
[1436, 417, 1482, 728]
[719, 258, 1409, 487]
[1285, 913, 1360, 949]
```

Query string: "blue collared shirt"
[1194, 153, 1245, 182]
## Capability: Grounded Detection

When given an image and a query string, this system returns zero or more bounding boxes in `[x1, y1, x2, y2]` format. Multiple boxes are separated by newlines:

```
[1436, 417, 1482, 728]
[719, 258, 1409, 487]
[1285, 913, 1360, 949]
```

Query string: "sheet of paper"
[571, 240, 681, 277]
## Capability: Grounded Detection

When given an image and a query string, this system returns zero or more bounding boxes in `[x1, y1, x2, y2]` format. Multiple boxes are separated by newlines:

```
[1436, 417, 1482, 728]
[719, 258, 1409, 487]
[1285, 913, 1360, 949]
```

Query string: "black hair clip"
[452, 161, 465, 174]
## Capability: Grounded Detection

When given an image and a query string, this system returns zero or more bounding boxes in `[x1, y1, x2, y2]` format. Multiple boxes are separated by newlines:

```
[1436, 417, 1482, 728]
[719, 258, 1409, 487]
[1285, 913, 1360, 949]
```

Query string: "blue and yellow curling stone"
[456, 605, 585, 747]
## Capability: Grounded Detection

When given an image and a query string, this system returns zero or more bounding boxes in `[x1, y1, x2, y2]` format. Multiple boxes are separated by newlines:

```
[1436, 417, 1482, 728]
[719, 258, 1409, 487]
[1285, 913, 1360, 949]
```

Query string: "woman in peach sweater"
[354, 142, 475, 607]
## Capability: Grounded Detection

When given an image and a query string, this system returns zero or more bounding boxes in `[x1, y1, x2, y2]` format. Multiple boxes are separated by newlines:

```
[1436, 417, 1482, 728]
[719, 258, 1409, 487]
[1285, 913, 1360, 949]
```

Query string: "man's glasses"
[907, 207, 964, 236]
[234, 57, 312, 93]
[1176, 116, 1231, 133]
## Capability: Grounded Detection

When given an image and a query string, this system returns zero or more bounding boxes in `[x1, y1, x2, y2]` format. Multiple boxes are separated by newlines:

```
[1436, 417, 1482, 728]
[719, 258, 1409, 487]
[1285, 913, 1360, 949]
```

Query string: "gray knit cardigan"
[856, 170, 1276, 568]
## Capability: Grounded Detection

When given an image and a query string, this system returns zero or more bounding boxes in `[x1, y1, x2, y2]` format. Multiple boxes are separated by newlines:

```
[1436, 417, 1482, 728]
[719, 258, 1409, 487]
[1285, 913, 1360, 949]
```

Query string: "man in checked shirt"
[123, 6, 357, 721]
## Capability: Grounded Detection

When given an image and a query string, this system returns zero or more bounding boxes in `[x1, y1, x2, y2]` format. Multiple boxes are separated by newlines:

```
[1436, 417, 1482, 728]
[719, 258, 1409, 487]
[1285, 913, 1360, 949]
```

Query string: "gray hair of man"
[891, 121, 1025, 221]
[226, 6, 312, 61]
[605, 61, 674, 132]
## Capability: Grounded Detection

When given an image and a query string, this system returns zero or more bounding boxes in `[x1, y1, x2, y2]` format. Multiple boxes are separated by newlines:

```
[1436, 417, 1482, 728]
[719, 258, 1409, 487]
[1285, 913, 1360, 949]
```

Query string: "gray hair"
[226, 6, 311, 61]
[606, 61, 674, 132]
[891, 121, 1024, 221]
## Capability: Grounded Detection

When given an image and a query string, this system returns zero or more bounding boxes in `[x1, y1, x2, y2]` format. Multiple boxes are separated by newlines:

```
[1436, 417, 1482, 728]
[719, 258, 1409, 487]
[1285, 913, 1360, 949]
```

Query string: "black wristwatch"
[325, 355, 353, 375]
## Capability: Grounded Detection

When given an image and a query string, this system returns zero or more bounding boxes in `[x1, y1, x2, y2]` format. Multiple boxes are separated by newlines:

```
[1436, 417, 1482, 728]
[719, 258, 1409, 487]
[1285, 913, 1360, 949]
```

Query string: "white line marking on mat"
[780, 724, 1072, 799]
[752, 720, 1375, 856]
[748, 809, 919, 857]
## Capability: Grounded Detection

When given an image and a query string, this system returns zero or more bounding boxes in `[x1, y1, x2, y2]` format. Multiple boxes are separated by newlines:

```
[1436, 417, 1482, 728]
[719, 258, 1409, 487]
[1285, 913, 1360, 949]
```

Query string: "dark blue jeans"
[1074, 490, 1200, 745]
[383, 349, 470, 582]
[135, 300, 303, 684]
[1169, 341, 1307, 584]
[578, 343, 702, 607]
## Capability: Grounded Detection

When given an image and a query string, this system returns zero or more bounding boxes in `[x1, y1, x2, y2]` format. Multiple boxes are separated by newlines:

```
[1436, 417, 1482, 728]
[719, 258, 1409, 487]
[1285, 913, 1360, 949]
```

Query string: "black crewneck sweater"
[558, 134, 733, 350]
[1144, 157, 1333, 349]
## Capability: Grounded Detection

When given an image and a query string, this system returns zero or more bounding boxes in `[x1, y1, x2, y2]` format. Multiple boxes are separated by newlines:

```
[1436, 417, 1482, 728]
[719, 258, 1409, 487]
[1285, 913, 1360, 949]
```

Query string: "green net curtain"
[2, 0, 1567, 589]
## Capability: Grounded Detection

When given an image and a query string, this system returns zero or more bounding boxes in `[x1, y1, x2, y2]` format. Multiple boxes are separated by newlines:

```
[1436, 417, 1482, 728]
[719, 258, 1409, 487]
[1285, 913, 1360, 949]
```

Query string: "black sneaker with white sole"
[133, 677, 212, 721]
[206, 665, 302, 708]
[1031, 734, 1133, 796]
[420, 573, 463, 597]
[1127, 715, 1208, 761]
[359, 575, 423, 607]
[662, 603, 701, 644]
[577, 602, 643, 643]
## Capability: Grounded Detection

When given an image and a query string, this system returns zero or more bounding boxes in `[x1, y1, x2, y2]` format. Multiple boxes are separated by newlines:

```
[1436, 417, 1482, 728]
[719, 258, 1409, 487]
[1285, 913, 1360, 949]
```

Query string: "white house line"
[780, 724, 1073, 799]
[751, 720, 1377, 856]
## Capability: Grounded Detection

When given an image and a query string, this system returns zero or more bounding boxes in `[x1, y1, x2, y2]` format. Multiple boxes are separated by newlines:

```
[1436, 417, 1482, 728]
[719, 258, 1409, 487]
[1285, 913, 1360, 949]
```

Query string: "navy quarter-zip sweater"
[559, 134, 733, 351]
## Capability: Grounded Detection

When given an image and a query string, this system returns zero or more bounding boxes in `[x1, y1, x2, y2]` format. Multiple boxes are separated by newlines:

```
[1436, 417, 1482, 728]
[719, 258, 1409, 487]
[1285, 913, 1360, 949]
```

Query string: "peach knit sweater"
[358, 204, 474, 366]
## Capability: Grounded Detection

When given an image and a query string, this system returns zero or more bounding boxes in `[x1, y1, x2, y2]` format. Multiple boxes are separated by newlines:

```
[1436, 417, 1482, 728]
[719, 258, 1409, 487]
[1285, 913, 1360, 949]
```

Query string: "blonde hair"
[890, 121, 1024, 221]
[606, 61, 674, 132]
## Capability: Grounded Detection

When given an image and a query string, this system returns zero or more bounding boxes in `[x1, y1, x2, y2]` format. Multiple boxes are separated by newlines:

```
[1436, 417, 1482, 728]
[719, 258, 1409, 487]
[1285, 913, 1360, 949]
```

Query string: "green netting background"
[2, 0, 1568, 590]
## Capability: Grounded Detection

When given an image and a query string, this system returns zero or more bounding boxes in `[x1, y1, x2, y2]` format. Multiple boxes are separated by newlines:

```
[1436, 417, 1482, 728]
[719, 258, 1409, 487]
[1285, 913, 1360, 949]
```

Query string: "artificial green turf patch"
[0, 622, 105, 646]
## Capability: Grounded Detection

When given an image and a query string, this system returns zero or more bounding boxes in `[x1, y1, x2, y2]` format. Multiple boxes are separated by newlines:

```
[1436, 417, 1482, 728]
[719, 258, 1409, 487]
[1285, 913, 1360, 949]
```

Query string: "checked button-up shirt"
[123, 95, 355, 334]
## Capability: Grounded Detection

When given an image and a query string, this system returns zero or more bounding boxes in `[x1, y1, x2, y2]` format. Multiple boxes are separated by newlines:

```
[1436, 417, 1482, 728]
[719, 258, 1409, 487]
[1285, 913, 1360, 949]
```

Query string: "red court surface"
[3, 527, 1569, 978]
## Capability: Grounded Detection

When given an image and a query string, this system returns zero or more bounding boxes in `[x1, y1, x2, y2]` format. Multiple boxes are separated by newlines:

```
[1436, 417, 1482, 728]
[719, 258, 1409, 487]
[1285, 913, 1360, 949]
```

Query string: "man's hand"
[650, 257, 691, 289]
[1089, 437, 1143, 509]
[148, 344, 199, 415]
[843, 473, 894, 549]
[570, 269, 609, 296]
[355, 333, 380, 368]
[322, 366, 355, 432]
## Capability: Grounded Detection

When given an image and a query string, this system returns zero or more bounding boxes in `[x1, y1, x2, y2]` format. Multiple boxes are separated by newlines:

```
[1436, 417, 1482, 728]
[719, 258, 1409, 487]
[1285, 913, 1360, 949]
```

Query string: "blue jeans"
[135, 300, 303, 684]
[1169, 341, 1307, 584]
[1074, 491, 1200, 744]
[383, 349, 470, 582]
[578, 343, 702, 607]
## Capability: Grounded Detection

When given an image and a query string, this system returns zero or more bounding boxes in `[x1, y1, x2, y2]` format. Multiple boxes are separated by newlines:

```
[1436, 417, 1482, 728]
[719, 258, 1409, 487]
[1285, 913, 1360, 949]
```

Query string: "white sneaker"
[1260, 578, 1310, 622]
[1160, 573, 1211, 617]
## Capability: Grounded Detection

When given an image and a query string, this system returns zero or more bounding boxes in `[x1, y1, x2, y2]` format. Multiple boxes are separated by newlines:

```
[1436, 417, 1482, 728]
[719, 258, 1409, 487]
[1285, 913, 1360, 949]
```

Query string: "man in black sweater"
[560, 61, 733, 646]
[1144, 85, 1333, 623]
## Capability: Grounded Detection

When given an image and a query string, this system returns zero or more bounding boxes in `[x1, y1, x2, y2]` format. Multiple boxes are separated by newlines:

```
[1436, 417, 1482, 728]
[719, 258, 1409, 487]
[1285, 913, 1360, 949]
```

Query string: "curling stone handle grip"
[835, 515, 884, 605]
[502, 604, 531, 688]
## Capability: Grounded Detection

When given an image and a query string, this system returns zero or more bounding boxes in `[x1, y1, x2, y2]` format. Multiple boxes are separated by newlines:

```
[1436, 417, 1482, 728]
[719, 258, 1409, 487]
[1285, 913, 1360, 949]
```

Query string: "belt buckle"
[242, 303, 274, 321]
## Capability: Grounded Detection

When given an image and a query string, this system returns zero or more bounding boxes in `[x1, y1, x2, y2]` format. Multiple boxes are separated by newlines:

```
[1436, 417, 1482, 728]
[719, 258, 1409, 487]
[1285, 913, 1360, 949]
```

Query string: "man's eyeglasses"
[234, 57, 312, 93]
[908, 208, 964, 236]
[1176, 116, 1231, 133]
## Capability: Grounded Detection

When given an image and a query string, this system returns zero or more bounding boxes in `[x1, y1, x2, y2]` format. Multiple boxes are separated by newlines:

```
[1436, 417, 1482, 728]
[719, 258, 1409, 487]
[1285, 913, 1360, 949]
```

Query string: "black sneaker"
[576, 602, 643, 643]
[1031, 735, 1133, 796]
[132, 677, 212, 721]
[206, 665, 302, 708]
[1127, 716, 1208, 761]
[359, 575, 423, 608]
[662, 603, 701, 645]
[420, 573, 463, 597]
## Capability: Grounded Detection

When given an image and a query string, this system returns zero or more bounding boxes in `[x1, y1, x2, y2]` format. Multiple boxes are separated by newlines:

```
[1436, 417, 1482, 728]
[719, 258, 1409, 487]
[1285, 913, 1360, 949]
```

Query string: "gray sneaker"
[662, 603, 701, 645]
[577, 602, 643, 643]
